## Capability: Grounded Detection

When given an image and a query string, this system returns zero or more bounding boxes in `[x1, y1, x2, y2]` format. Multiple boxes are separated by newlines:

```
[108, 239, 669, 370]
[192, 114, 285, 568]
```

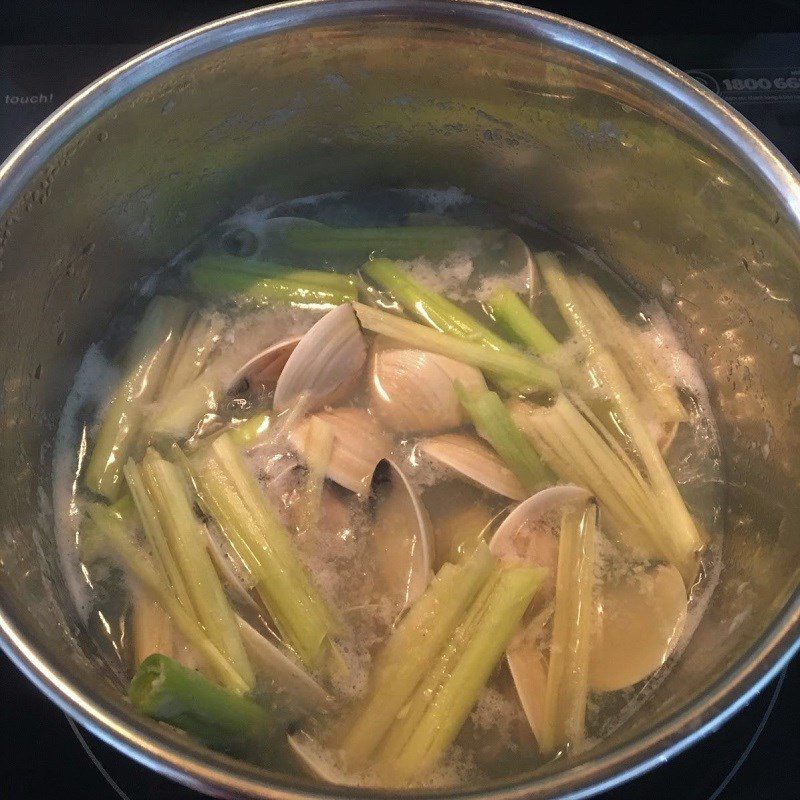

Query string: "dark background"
[1, 1, 799, 799]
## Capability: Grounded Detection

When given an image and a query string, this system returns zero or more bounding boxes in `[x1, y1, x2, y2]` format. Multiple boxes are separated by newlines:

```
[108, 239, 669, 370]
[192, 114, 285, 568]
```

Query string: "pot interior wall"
[0, 9, 798, 793]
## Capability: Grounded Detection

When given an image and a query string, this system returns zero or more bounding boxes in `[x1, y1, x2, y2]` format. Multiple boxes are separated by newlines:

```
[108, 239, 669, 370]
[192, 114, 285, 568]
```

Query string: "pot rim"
[0, 2, 798, 798]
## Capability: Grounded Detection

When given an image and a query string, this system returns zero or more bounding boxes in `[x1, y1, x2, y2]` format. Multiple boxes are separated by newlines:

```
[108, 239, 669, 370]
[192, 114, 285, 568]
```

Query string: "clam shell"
[418, 433, 527, 501]
[370, 460, 433, 612]
[289, 408, 391, 494]
[227, 337, 300, 396]
[274, 304, 367, 413]
[370, 344, 487, 434]
[589, 563, 687, 692]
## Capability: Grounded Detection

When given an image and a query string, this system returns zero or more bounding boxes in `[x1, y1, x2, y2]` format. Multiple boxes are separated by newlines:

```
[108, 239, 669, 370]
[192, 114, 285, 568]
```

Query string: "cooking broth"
[53, 189, 723, 787]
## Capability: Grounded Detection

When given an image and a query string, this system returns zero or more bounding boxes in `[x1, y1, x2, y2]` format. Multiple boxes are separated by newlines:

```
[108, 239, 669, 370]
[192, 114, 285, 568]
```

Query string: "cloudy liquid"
[53, 188, 724, 785]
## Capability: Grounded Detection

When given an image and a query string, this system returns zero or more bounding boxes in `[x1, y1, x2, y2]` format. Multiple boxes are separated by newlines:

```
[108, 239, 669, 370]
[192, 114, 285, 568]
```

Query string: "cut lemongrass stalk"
[284, 221, 486, 260]
[187, 432, 336, 670]
[379, 564, 543, 784]
[146, 368, 224, 442]
[85, 296, 190, 500]
[508, 397, 661, 559]
[140, 448, 254, 688]
[123, 459, 192, 611]
[361, 259, 531, 395]
[159, 309, 226, 399]
[539, 499, 597, 758]
[338, 543, 494, 768]
[539, 253, 702, 580]
[132, 592, 176, 666]
[190, 259, 356, 306]
[486, 286, 559, 356]
[569, 276, 686, 427]
[353, 303, 560, 396]
[229, 413, 272, 447]
[129, 654, 270, 754]
[296, 416, 335, 538]
[85, 503, 248, 692]
[454, 382, 551, 493]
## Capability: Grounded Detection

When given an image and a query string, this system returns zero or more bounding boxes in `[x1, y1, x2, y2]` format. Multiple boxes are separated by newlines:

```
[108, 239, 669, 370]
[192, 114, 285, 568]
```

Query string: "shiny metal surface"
[0, 1, 798, 798]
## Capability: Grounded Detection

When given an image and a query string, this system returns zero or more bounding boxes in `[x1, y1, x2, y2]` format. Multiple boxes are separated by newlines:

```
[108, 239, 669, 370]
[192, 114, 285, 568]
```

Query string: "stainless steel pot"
[0, 2, 798, 797]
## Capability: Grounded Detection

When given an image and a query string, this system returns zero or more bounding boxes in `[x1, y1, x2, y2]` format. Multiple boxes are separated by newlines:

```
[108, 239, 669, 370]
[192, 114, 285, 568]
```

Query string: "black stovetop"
[1, 6, 798, 799]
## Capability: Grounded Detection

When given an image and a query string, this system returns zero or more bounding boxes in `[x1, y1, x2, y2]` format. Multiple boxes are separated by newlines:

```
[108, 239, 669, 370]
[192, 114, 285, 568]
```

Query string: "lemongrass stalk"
[229, 412, 272, 447]
[146, 369, 224, 442]
[362, 259, 529, 395]
[539, 253, 702, 579]
[454, 382, 551, 493]
[129, 654, 270, 754]
[296, 416, 334, 538]
[190, 261, 356, 306]
[187, 432, 336, 670]
[509, 397, 662, 559]
[539, 500, 597, 757]
[160, 310, 226, 399]
[486, 286, 559, 356]
[569, 276, 686, 426]
[85, 503, 247, 692]
[382, 564, 543, 783]
[283, 221, 486, 261]
[339, 544, 494, 768]
[140, 448, 254, 688]
[123, 459, 192, 611]
[132, 592, 176, 665]
[353, 303, 560, 395]
[85, 296, 190, 500]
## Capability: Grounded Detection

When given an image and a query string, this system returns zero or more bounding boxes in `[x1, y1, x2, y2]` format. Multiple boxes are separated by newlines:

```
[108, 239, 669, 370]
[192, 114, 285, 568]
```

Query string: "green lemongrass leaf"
[130, 653, 271, 754]
[486, 285, 559, 356]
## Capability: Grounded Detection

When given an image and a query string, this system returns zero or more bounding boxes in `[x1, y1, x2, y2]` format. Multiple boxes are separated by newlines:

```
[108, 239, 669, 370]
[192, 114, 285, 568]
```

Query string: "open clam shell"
[418, 433, 527, 501]
[289, 408, 391, 494]
[370, 459, 434, 613]
[590, 563, 687, 692]
[489, 485, 592, 744]
[227, 336, 300, 396]
[370, 343, 487, 434]
[274, 304, 367, 413]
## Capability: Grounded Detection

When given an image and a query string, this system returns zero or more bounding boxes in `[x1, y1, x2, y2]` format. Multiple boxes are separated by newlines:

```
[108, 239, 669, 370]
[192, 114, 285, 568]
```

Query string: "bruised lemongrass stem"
[85, 296, 190, 500]
[187, 432, 336, 670]
[146, 369, 224, 442]
[539, 500, 597, 757]
[379, 564, 544, 783]
[454, 382, 551, 493]
[296, 416, 334, 538]
[339, 544, 494, 768]
[361, 259, 529, 395]
[539, 252, 702, 580]
[129, 654, 270, 754]
[353, 303, 560, 396]
[486, 286, 559, 356]
[85, 503, 248, 692]
[140, 448, 254, 688]
[123, 459, 192, 611]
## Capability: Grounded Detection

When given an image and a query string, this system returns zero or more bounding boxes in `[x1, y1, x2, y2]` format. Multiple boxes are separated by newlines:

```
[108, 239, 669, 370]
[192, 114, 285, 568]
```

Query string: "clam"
[418, 433, 527, 501]
[274, 304, 367, 413]
[370, 460, 434, 612]
[227, 336, 300, 396]
[489, 485, 592, 743]
[589, 563, 687, 692]
[289, 408, 391, 494]
[370, 343, 487, 434]
[237, 616, 332, 715]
